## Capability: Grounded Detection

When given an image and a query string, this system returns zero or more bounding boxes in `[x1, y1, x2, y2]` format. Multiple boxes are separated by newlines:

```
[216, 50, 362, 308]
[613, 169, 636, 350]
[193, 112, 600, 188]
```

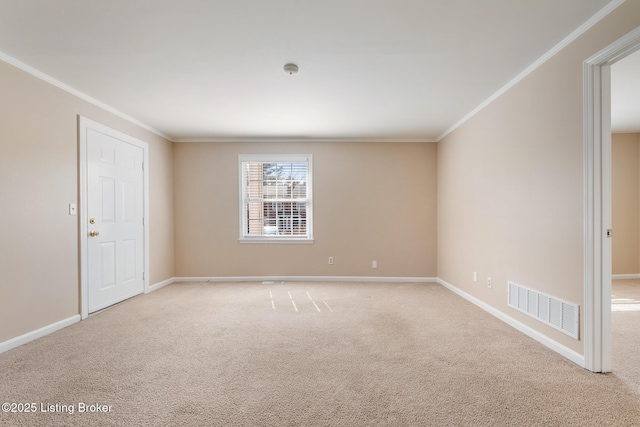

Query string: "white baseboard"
[173, 276, 437, 283]
[146, 277, 175, 293]
[436, 278, 585, 368]
[0, 315, 80, 355]
[612, 274, 640, 280]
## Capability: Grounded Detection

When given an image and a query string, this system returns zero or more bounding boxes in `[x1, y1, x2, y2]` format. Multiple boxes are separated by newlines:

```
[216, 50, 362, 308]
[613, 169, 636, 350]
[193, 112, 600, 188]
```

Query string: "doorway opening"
[610, 48, 640, 394]
[584, 26, 640, 373]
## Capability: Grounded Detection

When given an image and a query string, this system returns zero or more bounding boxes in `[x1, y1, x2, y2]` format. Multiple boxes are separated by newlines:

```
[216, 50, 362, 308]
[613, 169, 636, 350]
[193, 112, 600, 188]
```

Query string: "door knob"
[89, 231, 100, 237]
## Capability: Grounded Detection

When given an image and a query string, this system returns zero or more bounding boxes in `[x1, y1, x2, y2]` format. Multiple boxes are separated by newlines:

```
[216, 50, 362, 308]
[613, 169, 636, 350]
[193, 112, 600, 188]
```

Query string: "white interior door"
[86, 127, 145, 313]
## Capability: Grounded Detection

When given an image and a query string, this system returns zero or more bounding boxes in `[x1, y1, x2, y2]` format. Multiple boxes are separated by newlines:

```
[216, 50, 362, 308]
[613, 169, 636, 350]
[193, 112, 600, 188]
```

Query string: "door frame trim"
[583, 26, 640, 372]
[78, 116, 150, 319]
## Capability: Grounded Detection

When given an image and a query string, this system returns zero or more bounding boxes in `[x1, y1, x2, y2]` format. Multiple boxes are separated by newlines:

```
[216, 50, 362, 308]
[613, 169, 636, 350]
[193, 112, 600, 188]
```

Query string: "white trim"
[0, 51, 172, 142]
[612, 274, 640, 279]
[175, 137, 437, 143]
[583, 25, 640, 373]
[239, 154, 314, 162]
[238, 238, 314, 244]
[146, 277, 176, 293]
[79, 116, 150, 319]
[0, 315, 80, 355]
[437, 279, 585, 368]
[79, 118, 89, 319]
[143, 147, 151, 295]
[173, 276, 437, 283]
[437, 0, 626, 142]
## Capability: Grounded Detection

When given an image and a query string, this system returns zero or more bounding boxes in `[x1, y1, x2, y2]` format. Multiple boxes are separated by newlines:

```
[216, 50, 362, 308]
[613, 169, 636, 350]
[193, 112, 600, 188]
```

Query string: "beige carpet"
[1, 281, 639, 426]
[613, 279, 640, 397]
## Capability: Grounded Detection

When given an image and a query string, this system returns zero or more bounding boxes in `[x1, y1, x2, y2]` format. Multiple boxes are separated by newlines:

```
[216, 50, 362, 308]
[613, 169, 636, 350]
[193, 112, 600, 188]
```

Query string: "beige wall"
[0, 60, 174, 343]
[437, 1, 640, 355]
[174, 141, 437, 278]
[612, 133, 640, 275]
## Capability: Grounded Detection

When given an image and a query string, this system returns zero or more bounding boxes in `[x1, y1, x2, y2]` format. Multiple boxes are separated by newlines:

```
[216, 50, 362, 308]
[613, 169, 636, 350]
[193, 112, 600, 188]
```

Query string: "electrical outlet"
[328, 257, 334, 265]
[372, 260, 377, 269]
[487, 277, 492, 288]
[473, 272, 477, 282]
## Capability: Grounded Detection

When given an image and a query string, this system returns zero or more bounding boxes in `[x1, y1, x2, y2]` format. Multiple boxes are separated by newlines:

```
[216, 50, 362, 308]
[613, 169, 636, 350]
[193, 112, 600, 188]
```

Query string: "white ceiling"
[0, 0, 625, 142]
[612, 48, 640, 134]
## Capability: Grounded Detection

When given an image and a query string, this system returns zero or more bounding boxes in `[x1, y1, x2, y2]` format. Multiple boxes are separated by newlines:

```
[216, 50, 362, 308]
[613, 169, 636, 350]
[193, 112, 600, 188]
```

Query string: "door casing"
[583, 26, 640, 372]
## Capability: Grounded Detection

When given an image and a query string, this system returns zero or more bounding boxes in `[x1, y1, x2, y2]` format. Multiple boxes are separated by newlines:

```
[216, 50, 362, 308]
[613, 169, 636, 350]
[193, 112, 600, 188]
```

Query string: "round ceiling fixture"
[283, 63, 299, 75]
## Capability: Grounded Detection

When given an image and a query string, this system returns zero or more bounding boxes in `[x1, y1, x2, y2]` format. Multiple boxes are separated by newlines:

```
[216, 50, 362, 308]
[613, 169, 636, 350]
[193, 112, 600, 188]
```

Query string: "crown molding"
[0, 50, 174, 142]
[2, 0, 625, 145]
[437, 0, 627, 142]
[0, 49, 437, 144]
[173, 136, 438, 143]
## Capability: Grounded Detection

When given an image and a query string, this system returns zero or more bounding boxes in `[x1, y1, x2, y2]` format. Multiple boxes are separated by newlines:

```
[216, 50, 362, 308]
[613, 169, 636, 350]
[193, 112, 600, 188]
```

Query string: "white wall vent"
[508, 281, 579, 339]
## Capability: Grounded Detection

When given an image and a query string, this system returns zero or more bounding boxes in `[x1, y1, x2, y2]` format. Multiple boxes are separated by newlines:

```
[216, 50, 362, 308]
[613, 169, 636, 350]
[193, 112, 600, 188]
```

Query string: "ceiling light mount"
[283, 63, 299, 75]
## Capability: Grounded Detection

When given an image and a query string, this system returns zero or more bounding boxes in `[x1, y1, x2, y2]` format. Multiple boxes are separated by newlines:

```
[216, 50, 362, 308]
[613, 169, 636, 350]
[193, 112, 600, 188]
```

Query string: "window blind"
[239, 155, 312, 241]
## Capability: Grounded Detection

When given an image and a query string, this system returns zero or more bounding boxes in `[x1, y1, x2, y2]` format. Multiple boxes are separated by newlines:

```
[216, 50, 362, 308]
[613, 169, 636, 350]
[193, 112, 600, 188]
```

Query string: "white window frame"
[238, 154, 313, 244]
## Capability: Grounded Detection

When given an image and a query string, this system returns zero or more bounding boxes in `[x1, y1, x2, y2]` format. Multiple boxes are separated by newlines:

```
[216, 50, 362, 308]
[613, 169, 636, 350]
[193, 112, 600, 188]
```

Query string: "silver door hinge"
[143, 272, 145, 280]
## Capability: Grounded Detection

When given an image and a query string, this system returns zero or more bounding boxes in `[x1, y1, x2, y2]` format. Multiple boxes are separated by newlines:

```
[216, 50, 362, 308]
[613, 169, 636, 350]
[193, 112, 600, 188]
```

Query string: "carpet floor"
[612, 279, 640, 397]
[1, 281, 639, 426]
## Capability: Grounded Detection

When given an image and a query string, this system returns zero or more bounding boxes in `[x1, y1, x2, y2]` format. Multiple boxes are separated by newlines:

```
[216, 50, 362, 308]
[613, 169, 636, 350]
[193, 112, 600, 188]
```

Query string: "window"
[239, 155, 313, 243]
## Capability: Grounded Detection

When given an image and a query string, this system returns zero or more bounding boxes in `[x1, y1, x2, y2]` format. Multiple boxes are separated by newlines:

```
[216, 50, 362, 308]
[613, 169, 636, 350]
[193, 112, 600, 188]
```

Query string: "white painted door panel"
[87, 128, 144, 313]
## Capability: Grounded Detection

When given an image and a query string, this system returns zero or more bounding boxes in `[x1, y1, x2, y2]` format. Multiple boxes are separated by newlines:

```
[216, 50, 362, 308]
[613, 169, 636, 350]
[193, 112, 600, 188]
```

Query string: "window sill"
[239, 238, 314, 245]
